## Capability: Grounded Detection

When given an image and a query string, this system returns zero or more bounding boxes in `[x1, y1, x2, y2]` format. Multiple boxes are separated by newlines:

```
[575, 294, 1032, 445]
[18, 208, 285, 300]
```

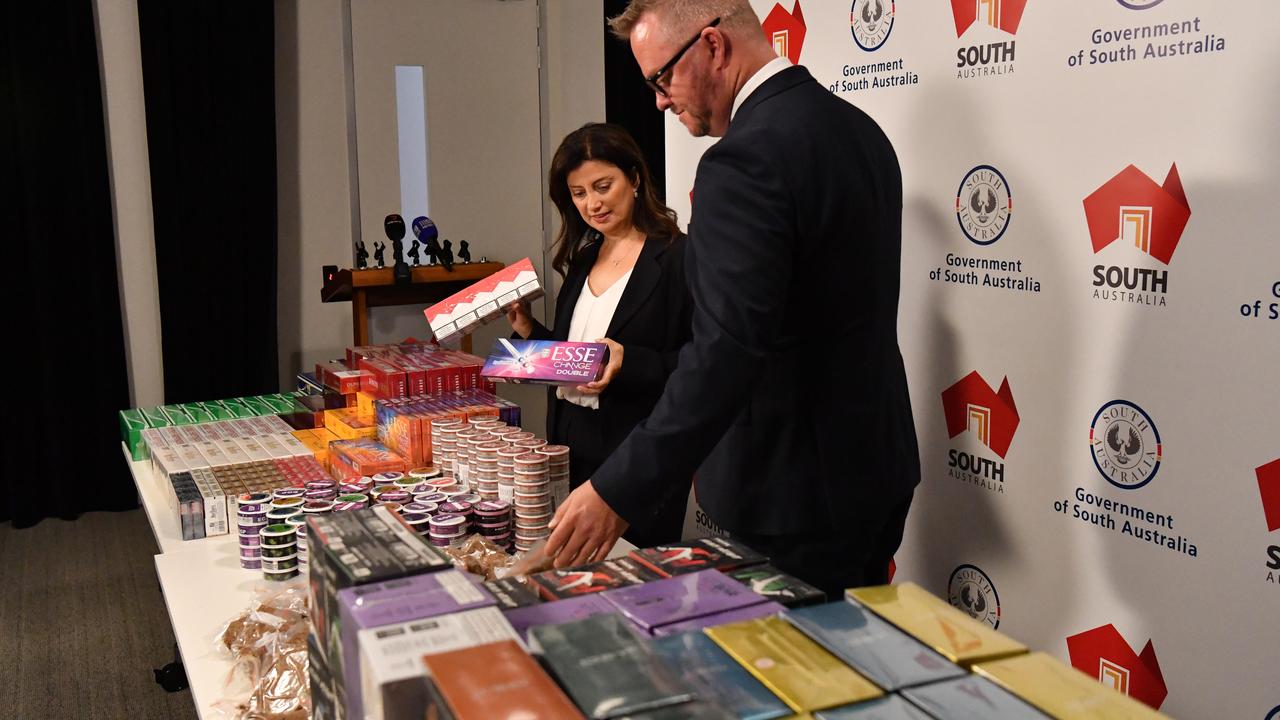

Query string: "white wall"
[93, 0, 164, 408]
[275, 0, 357, 392]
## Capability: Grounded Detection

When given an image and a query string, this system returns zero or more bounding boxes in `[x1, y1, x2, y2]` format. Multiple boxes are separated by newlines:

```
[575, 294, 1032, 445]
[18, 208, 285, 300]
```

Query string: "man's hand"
[575, 338, 623, 396]
[546, 480, 629, 568]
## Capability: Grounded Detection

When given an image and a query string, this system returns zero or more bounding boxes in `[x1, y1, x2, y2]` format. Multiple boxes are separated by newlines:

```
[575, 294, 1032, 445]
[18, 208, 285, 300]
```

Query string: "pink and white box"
[423, 258, 543, 343]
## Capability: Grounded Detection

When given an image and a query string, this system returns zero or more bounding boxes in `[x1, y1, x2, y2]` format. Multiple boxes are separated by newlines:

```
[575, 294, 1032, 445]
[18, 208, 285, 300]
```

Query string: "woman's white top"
[557, 267, 633, 410]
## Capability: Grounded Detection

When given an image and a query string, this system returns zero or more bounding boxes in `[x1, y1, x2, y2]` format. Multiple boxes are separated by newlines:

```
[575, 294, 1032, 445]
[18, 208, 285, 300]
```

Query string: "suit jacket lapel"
[606, 234, 664, 338]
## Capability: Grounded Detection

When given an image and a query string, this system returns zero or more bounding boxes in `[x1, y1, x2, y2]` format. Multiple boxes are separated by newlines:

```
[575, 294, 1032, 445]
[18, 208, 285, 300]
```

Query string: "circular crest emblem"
[1116, 0, 1166, 9]
[850, 0, 895, 51]
[948, 564, 1001, 629]
[1090, 400, 1162, 490]
[956, 165, 1013, 246]
[1266, 705, 1280, 720]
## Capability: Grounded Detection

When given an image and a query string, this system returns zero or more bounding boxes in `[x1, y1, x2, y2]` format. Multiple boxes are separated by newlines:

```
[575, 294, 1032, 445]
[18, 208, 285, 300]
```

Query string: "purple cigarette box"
[501, 593, 618, 642]
[481, 339, 608, 386]
[602, 569, 770, 635]
[650, 601, 786, 637]
[335, 569, 495, 719]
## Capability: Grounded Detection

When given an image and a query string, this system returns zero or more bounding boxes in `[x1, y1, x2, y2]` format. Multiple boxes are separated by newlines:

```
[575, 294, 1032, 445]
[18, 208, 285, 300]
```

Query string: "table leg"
[353, 289, 369, 346]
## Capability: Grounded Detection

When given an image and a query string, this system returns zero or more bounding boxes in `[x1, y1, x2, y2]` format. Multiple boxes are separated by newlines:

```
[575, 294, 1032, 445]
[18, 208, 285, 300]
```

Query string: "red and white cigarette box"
[423, 258, 543, 344]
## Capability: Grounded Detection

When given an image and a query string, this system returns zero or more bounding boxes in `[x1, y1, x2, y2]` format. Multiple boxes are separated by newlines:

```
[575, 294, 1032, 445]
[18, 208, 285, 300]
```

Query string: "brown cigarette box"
[422, 639, 584, 719]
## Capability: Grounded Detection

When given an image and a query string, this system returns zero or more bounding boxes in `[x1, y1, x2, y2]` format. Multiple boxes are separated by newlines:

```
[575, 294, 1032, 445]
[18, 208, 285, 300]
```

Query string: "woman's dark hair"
[548, 122, 680, 277]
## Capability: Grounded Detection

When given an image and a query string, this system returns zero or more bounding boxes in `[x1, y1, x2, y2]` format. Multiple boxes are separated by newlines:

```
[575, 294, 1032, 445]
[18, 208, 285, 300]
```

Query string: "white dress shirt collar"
[731, 56, 792, 122]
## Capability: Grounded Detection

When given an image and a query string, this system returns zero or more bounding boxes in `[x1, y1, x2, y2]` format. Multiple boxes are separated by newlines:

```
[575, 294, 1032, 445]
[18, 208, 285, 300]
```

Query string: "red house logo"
[1258, 458, 1280, 532]
[941, 371, 1020, 458]
[1066, 624, 1168, 710]
[951, 0, 1028, 37]
[762, 1, 806, 64]
[1083, 164, 1191, 265]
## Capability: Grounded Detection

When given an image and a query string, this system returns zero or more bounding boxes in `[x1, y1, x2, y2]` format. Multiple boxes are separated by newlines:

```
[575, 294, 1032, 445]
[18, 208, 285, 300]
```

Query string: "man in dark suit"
[546, 0, 920, 598]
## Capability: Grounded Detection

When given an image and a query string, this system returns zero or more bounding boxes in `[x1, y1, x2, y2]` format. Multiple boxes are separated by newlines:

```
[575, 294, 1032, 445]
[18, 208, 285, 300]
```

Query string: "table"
[126, 444, 243, 718]
[320, 262, 504, 350]
[126, 446, 636, 719]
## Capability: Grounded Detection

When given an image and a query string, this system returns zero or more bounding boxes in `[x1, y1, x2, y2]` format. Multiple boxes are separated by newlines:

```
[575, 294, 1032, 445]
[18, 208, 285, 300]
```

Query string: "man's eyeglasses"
[644, 17, 721, 97]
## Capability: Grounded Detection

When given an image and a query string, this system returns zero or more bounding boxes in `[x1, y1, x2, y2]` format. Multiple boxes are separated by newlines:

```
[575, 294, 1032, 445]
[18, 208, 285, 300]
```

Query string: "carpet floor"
[0, 510, 199, 720]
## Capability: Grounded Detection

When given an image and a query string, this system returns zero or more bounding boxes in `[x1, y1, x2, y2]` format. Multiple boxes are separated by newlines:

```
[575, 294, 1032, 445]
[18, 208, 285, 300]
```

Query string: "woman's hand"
[576, 338, 623, 396]
[506, 300, 533, 338]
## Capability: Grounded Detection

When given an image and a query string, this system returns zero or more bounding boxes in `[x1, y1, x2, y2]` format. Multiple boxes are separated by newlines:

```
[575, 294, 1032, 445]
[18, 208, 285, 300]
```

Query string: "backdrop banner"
[672, 2, 1280, 717]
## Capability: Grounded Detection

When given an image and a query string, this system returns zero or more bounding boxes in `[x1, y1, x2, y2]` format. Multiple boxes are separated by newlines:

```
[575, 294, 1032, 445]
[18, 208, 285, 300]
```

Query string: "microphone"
[411, 216, 438, 243]
[384, 214, 406, 241]
[413, 216, 447, 270]
[385, 214, 410, 285]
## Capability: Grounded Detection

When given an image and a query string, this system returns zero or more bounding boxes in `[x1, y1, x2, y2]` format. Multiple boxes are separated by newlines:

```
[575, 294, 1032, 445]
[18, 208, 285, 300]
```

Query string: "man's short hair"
[609, 0, 759, 42]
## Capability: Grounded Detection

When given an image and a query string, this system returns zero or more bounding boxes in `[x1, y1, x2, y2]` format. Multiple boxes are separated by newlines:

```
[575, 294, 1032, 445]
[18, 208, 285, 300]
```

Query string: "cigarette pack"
[483, 578, 543, 609]
[602, 569, 768, 634]
[120, 409, 148, 460]
[194, 468, 229, 538]
[214, 438, 252, 466]
[308, 632, 342, 720]
[141, 406, 171, 428]
[424, 258, 544, 343]
[328, 438, 407, 480]
[308, 505, 452, 690]
[174, 442, 209, 471]
[621, 702, 736, 720]
[782, 600, 966, 691]
[297, 371, 326, 395]
[140, 427, 167, 462]
[705, 617, 883, 713]
[357, 607, 518, 720]
[318, 360, 369, 395]
[650, 601, 785, 637]
[529, 614, 694, 719]
[233, 436, 272, 463]
[501, 594, 618, 642]
[359, 358, 409, 400]
[325, 408, 378, 441]
[334, 570, 496, 719]
[162, 404, 193, 425]
[847, 583, 1027, 668]
[422, 640, 584, 719]
[651, 631, 792, 720]
[726, 564, 826, 608]
[972, 652, 1168, 719]
[241, 396, 275, 417]
[630, 536, 767, 577]
[899, 674, 1049, 719]
[814, 695, 937, 720]
[529, 557, 660, 600]
[151, 446, 187, 482]
[481, 339, 608, 386]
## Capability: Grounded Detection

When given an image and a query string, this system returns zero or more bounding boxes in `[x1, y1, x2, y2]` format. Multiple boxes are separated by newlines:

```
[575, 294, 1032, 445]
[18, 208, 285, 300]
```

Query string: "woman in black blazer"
[507, 123, 692, 548]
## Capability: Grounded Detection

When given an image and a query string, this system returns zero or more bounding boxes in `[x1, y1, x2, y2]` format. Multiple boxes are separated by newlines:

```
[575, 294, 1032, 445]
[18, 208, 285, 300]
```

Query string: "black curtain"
[604, 0, 667, 202]
[137, 1, 279, 403]
[1, 0, 136, 526]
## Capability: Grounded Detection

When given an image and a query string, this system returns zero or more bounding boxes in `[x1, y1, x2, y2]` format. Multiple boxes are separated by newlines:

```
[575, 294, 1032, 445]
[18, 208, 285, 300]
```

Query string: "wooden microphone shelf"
[321, 262, 504, 351]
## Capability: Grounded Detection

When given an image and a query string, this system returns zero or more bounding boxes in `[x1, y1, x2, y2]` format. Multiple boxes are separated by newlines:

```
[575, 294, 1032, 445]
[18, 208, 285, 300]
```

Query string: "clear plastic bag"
[211, 579, 312, 720]
[440, 534, 554, 581]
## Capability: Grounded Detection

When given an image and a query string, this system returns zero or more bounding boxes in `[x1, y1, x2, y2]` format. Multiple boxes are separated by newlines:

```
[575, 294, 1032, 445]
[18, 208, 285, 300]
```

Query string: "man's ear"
[704, 27, 729, 69]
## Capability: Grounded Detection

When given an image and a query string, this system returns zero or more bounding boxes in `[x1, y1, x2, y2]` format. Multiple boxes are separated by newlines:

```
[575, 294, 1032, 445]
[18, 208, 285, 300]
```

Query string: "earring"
[634, 188, 639, 198]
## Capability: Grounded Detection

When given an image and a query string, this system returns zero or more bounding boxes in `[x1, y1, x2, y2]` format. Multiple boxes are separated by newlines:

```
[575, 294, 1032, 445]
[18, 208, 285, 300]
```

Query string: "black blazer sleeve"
[591, 136, 794, 523]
